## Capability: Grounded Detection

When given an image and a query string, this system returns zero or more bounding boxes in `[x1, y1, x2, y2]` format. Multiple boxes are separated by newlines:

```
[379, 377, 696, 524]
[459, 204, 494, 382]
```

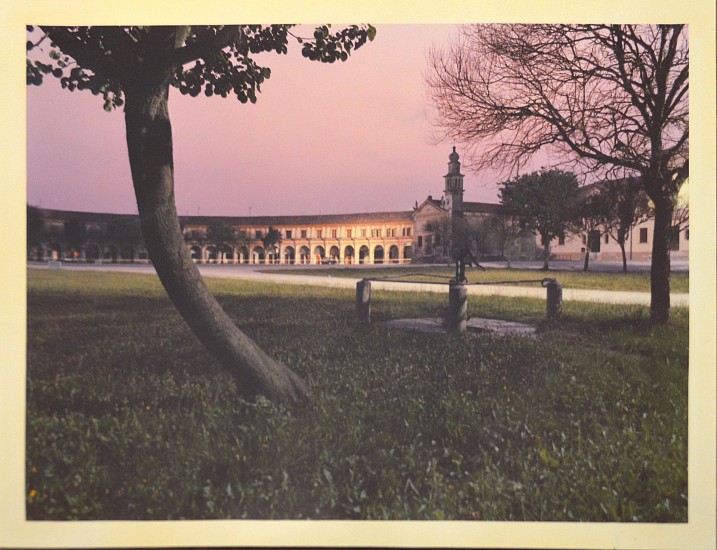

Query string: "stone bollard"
[545, 278, 563, 321]
[356, 279, 372, 324]
[447, 282, 468, 333]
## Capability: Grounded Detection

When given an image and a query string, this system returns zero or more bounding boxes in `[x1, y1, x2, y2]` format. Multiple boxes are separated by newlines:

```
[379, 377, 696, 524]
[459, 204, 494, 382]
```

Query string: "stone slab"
[380, 317, 538, 337]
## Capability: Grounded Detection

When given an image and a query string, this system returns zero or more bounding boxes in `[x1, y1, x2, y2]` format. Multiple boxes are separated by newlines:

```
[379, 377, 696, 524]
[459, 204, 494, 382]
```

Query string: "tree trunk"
[123, 79, 309, 406]
[649, 195, 674, 324]
[583, 249, 590, 271]
[542, 235, 550, 270]
[618, 240, 628, 272]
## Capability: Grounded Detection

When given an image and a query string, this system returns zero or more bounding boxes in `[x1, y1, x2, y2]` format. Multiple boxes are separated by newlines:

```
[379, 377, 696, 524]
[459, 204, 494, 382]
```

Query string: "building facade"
[27, 148, 686, 266]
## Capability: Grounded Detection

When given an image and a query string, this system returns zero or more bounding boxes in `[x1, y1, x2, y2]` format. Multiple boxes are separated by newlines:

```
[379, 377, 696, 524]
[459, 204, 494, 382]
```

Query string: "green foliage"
[26, 270, 687, 521]
[206, 223, 237, 247]
[27, 204, 46, 248]
[499, 169, 581, 250]
[261, 226, 282, 251]
[27, 24, 376, 109]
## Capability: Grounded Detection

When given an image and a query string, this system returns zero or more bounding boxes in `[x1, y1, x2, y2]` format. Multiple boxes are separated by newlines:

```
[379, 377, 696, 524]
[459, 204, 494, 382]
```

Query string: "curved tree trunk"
[649, 195, 674, 324]
[123, 78, 309, 406]
[583, 249, 590, 271]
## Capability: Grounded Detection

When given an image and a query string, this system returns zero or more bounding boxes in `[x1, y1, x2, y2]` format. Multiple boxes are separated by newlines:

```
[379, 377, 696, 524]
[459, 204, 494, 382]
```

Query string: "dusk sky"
[27, 25, 511, 217]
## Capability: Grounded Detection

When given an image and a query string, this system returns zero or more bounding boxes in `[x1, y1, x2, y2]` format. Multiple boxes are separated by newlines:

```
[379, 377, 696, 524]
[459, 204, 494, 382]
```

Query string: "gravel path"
[30, 261, 689, 308]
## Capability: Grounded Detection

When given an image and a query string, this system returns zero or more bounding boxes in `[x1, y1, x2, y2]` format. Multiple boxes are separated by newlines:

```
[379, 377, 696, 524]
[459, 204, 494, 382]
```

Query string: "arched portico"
[299, 246, 311, 264]
[313, 245, 325, 265]
[358, 245, 370, 264]
[238, 246, 249, 264]
[389, 245, 399, 263]
[252, 246, 265, 264]
[283, 246, 296, 264]
[344, 245, 355, 264]
[373, 245, 384, 264]
[329, 245, 340, 263]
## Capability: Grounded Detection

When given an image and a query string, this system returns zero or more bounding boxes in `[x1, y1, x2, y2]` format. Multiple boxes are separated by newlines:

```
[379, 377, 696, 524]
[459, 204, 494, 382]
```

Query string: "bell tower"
[443, 146, 464, 217]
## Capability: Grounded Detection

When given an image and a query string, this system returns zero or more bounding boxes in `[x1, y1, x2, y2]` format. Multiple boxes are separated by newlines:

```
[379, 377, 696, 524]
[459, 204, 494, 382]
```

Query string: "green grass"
[263, 265, 690, 293]
[26, 270, 688, 521]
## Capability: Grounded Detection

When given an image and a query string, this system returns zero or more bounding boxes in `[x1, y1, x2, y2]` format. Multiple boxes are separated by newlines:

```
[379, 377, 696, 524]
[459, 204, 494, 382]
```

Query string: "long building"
[29, 149, 527, 265]
[27, 149, 687, 265]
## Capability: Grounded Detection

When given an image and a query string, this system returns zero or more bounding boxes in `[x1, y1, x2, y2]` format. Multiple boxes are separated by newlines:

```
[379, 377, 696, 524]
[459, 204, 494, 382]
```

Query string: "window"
[361, 228, 367, 237]
[581, 235, 586, 245]
[255, 230, 263, 239]
[332, 229, 338, 239]
[686, 229, 689, 240]
[417, 236, 423, 248]
[639, 228, 648, 243]
[346, 229, 352, 238]
[371, 228, 381, 237]
[604, 234, 609, 244]
[301, 229, 307, 239]
[402, 227, 411, 237]
[558, 234, 565, 245]
[316, 229, 323, 239]
[285, 230, 293, 239]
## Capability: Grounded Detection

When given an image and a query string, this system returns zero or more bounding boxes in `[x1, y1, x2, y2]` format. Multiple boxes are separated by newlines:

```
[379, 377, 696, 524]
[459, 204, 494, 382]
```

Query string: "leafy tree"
[27, 25, 376, 405]
[427, 24, 688, 322]
[106, 217, 144, 245]
[27, 204, 46, 258]
[206, 223, 238, 262]
[262, 226, 283, 263]
[600, 178, 654, 273]
[498, 169, 580, 270]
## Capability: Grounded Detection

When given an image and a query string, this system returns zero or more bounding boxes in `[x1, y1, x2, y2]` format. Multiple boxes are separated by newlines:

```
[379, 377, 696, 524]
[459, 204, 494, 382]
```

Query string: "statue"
[452, 238, 485, 283]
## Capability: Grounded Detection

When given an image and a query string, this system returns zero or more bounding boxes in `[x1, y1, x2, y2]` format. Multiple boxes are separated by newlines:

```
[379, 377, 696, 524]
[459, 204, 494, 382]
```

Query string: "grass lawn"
[26, 269, 688, 521]
[262, 265, 690, 293]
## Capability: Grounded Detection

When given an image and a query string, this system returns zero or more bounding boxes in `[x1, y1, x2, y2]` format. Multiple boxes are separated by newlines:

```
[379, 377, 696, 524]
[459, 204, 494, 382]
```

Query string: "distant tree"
[574, 190, 612, 272]
[600, 178, 654, 273]
[27, 25, 375, 405]
[498, 169, 580, 270]
[262, 226, 283, 263]
[496, 212, 526, 268]
[106, 217, 144, 245]
[206, 223, 238, 262]
[27, 204, 46, 258]
[427, 24, 688, 322]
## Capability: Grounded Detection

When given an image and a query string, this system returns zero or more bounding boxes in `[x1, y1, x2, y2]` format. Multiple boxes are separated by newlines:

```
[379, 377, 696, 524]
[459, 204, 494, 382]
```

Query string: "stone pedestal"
[546, 279, 563, 321]
[447, 282, 468, 333]
[356, 279, 372, 324]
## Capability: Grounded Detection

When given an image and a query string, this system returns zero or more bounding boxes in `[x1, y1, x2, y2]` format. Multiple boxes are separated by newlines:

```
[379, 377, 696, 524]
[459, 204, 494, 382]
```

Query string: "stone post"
[356, 279, 372, 324]
[447, 282, 468, 333]
[545, 278, 563, 321]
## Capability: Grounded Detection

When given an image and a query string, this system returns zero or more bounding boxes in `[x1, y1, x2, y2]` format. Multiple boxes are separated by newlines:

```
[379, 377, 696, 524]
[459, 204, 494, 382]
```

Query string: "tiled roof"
[38, 208, 414, 226]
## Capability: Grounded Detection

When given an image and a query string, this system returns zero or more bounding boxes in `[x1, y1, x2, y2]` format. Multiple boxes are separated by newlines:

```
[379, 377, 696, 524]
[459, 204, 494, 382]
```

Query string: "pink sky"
[26, 25, 506, 217]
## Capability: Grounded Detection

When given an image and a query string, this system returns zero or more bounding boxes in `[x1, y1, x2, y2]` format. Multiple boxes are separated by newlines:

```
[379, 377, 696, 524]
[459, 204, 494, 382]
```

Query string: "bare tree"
[427, 24, 688, 322]
[496, 213, 525, 268]
[600, 178, 654, 272]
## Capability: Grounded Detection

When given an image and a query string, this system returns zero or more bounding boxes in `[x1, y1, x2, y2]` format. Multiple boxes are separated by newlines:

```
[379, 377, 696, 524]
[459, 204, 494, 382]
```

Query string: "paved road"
[30, 260, 689, 308]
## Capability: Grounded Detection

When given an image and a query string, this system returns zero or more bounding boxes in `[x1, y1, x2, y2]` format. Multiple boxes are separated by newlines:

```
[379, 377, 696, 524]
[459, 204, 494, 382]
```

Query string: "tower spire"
[443, 147, 464, 216]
